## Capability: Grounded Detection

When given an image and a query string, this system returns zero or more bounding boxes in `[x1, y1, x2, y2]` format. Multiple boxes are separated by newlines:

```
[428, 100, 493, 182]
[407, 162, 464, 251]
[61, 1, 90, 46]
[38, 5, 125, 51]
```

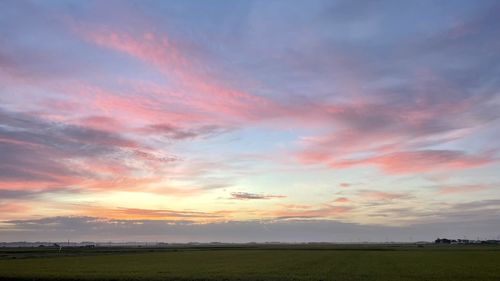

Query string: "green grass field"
[0, 245, 499, 281]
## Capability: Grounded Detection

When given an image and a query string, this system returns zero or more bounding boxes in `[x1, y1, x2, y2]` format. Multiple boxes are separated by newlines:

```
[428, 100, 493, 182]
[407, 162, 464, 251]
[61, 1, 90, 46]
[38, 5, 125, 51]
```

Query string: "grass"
[0, 245, 499, 280]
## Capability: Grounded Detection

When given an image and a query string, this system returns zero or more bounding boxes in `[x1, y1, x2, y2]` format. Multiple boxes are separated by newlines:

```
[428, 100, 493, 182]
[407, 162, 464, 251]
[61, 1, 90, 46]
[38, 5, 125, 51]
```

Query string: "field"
[0, 244, 499, 281]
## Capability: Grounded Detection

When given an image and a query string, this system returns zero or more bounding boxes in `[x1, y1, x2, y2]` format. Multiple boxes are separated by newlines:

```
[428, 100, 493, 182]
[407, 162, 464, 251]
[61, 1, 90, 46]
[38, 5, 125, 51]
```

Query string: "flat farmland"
[0, 245, 499, 281]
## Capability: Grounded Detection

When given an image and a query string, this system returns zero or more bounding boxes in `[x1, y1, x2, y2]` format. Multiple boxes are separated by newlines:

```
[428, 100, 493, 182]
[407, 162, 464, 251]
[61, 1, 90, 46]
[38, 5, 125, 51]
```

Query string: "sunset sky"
[1, 0, 500, 242]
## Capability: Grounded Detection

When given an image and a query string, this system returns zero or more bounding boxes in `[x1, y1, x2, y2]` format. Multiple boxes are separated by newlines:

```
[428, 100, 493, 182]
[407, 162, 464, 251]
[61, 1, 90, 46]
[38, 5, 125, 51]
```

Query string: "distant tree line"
[435, 238, 500, 244]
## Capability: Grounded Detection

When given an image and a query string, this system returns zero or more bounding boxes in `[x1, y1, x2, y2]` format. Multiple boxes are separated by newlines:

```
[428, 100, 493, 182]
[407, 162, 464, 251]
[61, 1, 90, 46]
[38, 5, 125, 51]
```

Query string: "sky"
[1, 0, 500, 242]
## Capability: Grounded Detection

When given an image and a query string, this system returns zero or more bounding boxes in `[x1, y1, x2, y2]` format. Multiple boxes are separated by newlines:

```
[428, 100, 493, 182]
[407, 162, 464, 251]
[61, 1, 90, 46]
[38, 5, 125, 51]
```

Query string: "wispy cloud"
[230, 192, 286, 200]
[331, 150, 495, 174]
[80, 28, 280, 122]
[357, 190, 410, 201]
[437, 184, 491, 195]
[83, 207, 224, 221]
[139, 123, 227, 140]
[333, 197, 350, 203]
[273, 205, 353, 220]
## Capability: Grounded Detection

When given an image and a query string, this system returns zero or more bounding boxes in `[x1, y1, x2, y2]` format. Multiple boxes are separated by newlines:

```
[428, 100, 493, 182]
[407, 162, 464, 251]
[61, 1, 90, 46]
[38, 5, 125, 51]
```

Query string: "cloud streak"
[81, 28, 280, 123]
[332, 150, 495, 174]
[230, 192, 286, 200]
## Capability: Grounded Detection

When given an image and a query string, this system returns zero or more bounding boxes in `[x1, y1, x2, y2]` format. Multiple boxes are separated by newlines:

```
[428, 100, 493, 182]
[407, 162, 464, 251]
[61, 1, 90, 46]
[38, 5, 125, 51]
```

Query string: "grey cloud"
[1, 216, 499, 243]
[0, 142, 82, 183]
[141, 123, 227, 140]
[363, 199, 500, 225]
[0, 107, 140, 185]
[0, 108, 138, 154]
[451, 199, 500, 210]
[230, 192, 286, 200]
[0, 188, 81, 200]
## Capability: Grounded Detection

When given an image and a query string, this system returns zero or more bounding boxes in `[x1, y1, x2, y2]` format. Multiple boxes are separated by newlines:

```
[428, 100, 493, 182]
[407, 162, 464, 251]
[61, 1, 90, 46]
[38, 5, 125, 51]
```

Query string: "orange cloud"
[0, 203, 30, 213]
[81, 206, 224, 221]
[273, 205, 352, 219]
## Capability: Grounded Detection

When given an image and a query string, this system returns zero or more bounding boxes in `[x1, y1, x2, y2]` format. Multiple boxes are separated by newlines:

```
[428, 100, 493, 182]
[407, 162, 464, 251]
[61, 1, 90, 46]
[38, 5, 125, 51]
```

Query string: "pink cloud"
[331, 150, 493, 174]
[75, 116, 126, 132]
[333, 197, 349, 203]
[82, 29, 280, 122]
[438, 184, 490, 195]
[294, 91, 495, 175]
[0, 203, 31, 214]
[277, 204, 315, 209]
[273, 205, 353, 219]
[73, 84, 201, 125]
[297, 149, 332, 164]
[357, 190, 408, 201]
[82, 176, 159, 191]
[72, 158, 132, 178]
[0, 172, 84, 191]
